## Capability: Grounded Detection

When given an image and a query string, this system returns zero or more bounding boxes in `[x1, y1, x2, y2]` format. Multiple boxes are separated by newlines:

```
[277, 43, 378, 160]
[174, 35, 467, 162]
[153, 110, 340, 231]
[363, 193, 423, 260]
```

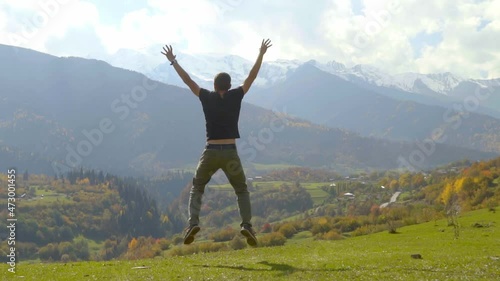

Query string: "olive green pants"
[188, 147, 252, 227]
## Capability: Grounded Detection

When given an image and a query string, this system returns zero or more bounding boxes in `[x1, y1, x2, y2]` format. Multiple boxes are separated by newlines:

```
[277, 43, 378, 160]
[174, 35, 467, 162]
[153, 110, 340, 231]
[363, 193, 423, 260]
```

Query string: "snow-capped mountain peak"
[88, 49, 493, 96]
[392, 72, 465, 95]
[350, 64, 394, 86]
[324, 60, 347, 71]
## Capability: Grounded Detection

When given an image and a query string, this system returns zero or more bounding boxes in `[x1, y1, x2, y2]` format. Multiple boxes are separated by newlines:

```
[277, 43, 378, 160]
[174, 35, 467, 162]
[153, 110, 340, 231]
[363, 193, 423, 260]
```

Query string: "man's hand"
[161, 45, 176, 62]
[259, 39, 272, 55]
[242, 39, 272, 94]
[160, 44, 200, 96]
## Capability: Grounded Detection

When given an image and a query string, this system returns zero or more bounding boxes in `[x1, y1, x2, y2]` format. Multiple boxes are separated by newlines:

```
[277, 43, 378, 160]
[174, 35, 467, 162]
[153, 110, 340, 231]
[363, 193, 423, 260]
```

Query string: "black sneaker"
[240, 225, 258, 246]
[183, 225, 200, 245]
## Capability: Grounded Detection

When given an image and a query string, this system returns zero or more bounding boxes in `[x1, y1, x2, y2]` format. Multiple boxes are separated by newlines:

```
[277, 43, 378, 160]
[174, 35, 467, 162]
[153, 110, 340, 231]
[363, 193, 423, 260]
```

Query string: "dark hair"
[214, 72, 231, 91]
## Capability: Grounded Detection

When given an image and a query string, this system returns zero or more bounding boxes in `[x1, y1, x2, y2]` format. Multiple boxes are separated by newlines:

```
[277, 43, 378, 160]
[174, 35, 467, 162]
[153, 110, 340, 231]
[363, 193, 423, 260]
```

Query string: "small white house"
[343, 192, 355, 200]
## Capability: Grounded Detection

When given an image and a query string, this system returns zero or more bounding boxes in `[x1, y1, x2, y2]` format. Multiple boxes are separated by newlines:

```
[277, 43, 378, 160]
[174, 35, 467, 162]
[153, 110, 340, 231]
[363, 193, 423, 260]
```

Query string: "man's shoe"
[183, 225, 200, 245]
[240, 225, 258, 246]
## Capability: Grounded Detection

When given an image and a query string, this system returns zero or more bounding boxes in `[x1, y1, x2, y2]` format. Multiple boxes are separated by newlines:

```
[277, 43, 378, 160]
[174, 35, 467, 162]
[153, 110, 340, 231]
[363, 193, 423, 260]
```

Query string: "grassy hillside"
[2, 208, 498, 280]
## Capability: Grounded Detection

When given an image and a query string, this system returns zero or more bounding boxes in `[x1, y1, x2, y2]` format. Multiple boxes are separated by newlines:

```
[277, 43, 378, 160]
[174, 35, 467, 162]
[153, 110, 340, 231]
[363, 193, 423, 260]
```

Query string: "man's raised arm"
[241, 39, 272, 94]
[161, 45, 200, 96]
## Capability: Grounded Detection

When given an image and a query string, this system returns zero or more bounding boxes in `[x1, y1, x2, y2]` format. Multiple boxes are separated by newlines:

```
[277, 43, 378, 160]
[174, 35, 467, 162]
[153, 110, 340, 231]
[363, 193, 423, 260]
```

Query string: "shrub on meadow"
[403, 217, 418, 226]
[261, 223, 272, 233]
[121, 236, 165, 260]
[168, 241, 229, 257]
[230, 237, 247, 250]
[315, 230, 343, 240]
[351, 224, 386, 237]
[291, 220, 304, 231]
[258, 232, 287, 247]
[60, 254, 71, 263]
[167, 246, 185, 257]
[351, 225, 373, 237]
[300, 218, 313, 231]
[57, 241, 75, 257]
[278, 223, 297, 238]
[310, 217, 335, 235]
[334, 218, 361, 232]
[198, 242, 228, 253]
[38, 243, 59, 262]
[210, 227, 237, 242]
[158, 238, 171, 251]
[272, 222, 282, 232]
[172, 236, 184, 245]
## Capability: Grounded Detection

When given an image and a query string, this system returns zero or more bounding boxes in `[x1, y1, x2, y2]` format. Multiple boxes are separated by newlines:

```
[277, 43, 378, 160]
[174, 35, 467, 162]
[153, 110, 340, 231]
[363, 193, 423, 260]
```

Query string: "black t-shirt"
[198, 87, 244, 140]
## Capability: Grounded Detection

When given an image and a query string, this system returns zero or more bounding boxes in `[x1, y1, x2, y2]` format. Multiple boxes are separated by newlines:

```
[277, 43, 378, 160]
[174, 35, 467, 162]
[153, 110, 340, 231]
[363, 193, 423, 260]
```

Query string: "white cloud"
[2, 0, 40, 10]
[0, 0, 98, 53]
[0, 0, 498, 78]
[0, 8, 6, 30]
[408, 0, 500, 78]
[320, 0, 415, 69]
[317, 0, 500, 78]
[97, 9, 155, 53]
[51, 1, 99, 35]
[94, 0, 226, 55]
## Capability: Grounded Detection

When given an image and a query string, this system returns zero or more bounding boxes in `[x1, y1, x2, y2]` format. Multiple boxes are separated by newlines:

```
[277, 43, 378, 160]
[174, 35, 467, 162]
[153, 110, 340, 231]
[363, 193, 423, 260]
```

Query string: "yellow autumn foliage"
[439, 182, 455, 205]
[128, 237, 138, 250]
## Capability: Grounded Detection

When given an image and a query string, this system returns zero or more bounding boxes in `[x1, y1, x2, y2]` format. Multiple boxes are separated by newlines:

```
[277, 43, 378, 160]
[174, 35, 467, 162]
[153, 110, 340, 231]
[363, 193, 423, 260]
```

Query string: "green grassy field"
[301, 182, 331, 206]
[19, 186, 71, 206]
[2, 209, 498, 280]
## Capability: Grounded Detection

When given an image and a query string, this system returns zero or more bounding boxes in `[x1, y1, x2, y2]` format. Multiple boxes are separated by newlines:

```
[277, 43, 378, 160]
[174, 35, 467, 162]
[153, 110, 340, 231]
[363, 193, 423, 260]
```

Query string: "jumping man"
[161, 39, 272, 246]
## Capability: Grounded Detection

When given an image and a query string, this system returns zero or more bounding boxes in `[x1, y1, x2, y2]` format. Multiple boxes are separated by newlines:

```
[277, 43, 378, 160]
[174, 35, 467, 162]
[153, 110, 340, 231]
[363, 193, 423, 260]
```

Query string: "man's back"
[198, 87, 245, 141]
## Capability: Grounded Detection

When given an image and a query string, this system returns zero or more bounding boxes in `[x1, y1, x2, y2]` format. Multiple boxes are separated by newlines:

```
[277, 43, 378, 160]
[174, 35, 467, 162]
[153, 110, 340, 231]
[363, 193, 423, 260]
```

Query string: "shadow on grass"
[195, 261, 350, 276]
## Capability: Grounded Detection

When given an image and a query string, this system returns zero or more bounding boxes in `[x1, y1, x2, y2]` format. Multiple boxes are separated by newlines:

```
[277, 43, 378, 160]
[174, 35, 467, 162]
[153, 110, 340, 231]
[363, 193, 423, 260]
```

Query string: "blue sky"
[410, 31, 444, 58]
[1, 0, 499, 78]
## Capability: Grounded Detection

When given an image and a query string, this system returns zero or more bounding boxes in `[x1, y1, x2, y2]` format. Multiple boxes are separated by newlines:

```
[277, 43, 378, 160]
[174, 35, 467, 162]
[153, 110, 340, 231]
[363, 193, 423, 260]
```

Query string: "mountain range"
[1, 44, 497, 176]
[93, 48, 500, 116]
[247, 64, 500, 154]
[93, 48, 500, 153]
